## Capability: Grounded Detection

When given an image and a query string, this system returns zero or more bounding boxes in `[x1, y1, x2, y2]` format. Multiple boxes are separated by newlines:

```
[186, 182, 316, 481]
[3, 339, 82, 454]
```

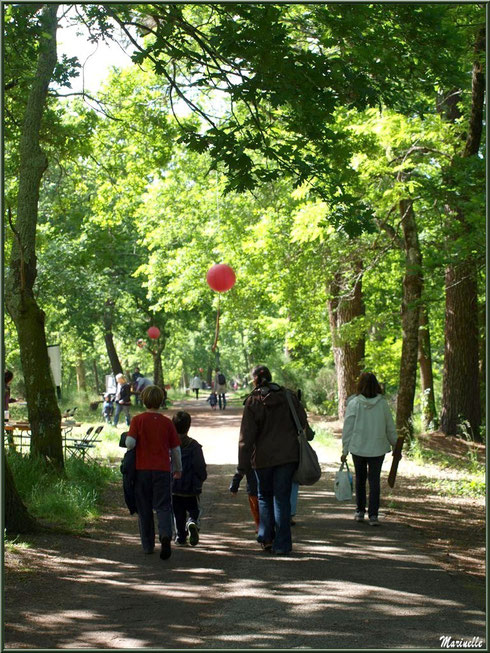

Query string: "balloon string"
[211, 295, 220, 352]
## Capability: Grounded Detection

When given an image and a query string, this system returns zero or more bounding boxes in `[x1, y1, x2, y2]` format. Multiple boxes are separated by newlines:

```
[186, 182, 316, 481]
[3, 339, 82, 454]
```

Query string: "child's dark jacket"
[172, 438, 207, 495]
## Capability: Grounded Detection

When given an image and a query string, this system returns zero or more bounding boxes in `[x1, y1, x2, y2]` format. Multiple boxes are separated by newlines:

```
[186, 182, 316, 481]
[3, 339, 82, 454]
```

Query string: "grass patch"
[406, 437, 484, 475]
[8, 452, 119, 533]
[425, 477, 486, 499]
[312, 426, 338, 453]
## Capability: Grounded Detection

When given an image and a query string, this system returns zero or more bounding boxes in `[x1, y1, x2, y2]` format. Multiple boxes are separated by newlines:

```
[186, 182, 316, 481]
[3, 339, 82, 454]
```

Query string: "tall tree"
[4, 4, 63, 466]
[440, 26, 485, 440]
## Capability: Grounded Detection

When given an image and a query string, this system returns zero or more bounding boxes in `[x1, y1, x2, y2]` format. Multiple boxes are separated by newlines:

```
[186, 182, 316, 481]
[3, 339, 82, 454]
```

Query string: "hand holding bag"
[334, 461, 353, 501]
[285, 391, 322, 486]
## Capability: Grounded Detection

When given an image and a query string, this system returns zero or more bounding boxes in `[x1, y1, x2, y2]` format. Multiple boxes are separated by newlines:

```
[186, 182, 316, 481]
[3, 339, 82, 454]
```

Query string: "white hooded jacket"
[342, 394, 398, 457]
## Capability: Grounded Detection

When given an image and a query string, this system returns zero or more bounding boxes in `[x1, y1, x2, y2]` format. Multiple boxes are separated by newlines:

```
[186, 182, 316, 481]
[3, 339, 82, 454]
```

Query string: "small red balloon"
[206, 263, 236, 293]
[147, 326, 161, 339]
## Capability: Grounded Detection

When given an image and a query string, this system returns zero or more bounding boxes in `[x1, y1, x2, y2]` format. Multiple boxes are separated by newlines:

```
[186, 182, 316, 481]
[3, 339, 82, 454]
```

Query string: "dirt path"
[4, 401, 486, 649]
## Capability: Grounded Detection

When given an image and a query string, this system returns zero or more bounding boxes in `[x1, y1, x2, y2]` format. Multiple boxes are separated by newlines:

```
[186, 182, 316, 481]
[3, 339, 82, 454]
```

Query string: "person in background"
[4, 370, 17, 415]
[238, 365, 308, 555]
[113, 374, 132, 427]
[102, 393, 114, 424]
[131, 367, 143, 406]
[171, 411, 207, 546]
[206, 391, 218, 410]
[229, 468, 260, 532]
[214, 368, 227, 410]
[126, 385, 182, 559]
[190, 374, 202, 399]
[341, 371, 398, 526]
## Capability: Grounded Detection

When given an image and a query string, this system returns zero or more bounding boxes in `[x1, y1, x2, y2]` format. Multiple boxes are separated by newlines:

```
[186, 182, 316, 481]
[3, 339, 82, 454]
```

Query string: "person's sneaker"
[175, 538, 187, 546]
[354, 511, 365, 522]
[160, 536, 172, 559]
[260, 542, 273, 553]
[369, 516, 380, 526]
[188, 522, 199, 547]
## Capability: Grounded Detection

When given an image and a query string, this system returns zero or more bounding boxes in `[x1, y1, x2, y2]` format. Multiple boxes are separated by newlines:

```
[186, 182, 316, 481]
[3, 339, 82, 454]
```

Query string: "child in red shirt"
[126, 386, 182, 559]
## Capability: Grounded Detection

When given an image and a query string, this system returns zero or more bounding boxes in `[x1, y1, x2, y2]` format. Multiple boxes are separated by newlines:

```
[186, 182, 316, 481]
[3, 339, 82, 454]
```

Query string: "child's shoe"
[160, 535, 172, 559]
[188, 522, 199, 546]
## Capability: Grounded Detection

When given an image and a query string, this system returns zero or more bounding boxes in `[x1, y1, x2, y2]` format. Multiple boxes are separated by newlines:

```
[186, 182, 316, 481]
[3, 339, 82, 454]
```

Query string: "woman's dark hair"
[141, 385, 165, 409]
[356, 372, 383, 398]
[5, 370, 13, 384]
[172, 410, 191, 435]
[252, 365, 272, 386]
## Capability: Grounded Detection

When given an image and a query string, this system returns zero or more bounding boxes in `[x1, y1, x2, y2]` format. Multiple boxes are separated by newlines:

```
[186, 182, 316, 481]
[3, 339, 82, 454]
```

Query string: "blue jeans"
[113, 403, 131, 427]
[352, 454, 385, 518]
[135, 470, 173, 552]
[255, 462, 297, 554]
[290, 481, 299, 517]
[218, 393, 226, 409]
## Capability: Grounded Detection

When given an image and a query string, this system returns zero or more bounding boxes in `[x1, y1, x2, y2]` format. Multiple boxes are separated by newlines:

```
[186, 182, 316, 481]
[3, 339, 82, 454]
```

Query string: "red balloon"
[147, 326, 161, 339]
[206, 263, 236, 293]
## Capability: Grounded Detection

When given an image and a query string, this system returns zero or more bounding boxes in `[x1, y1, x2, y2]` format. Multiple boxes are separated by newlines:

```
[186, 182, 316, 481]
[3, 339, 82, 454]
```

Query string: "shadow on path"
[3, 403, 486, 649]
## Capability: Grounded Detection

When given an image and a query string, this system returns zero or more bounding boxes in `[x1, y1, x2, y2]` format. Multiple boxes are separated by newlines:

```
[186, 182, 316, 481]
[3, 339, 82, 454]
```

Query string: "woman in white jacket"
[341, 372, 398, 526]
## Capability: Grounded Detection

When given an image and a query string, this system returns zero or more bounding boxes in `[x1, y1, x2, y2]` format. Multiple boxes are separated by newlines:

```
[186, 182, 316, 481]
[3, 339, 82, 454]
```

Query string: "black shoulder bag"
[285, 391, 322, 486]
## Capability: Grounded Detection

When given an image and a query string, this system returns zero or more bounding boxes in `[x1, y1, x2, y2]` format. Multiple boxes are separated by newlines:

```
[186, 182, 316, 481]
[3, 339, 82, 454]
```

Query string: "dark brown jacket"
[238, 384, 308, 472]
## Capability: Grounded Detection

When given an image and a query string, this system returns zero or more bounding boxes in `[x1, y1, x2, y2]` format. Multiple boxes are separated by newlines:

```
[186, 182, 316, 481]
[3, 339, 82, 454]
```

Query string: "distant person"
[134, 375, 153, 405]
[126, 385, 182, 559]
[214, 368, 227, 410]
[229, 468, 260, 532]
[4, 370, 18, 414]
[238, 365, 309, 555]
[206, 391, 218, 410]
[341, 372, 398, 526]
[102, 393, 114, 424]
[171, 411, 207, 546]
[131, 367, 143, 406]
[113, 374, 132, 427]
[190, 375, 202, 399]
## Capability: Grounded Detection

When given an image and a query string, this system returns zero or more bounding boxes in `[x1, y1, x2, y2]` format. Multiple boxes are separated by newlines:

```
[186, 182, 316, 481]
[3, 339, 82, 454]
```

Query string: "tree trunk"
[92, 359, 100, 394]
[440, 26, 484, 441]
[4, 449, 38, 535]
[327, 260, 365, 419]
[76, 355, 87, 392]
[418, 304, 438, 430]
[396, 199, 423, 441]
[103, 299, 123, 376]
[4, 5, 63, 468]
[441, 261, 481, 439]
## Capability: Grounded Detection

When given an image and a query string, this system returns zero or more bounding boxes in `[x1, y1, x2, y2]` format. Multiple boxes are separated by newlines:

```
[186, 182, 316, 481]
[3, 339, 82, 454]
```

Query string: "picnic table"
[4, 420, 82, 455]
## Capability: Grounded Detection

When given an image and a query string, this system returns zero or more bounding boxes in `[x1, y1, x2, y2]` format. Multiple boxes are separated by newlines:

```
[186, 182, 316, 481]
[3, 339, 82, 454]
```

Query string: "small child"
[206, 391, 218, 410]
[229, 468, 260, 532]
[102, 393, 114, 424]
[171, 411, 207, 546]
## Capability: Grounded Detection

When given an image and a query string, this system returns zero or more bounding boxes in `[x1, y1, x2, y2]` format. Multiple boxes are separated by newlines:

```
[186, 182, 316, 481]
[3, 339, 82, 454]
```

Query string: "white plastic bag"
[334, 462, 353, 501]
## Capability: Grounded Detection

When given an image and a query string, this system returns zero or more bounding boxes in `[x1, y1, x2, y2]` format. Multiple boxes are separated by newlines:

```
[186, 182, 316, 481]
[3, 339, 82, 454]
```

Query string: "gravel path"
[3, 400, 486, 649]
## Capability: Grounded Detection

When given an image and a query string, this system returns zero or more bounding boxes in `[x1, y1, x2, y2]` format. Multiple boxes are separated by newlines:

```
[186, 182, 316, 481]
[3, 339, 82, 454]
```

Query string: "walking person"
[238, 365, 308, 555]
[171, 411, 207, 546]
[190, 374, 202, 400]
[131, 367, 143, 406]
[214, 368, 227, 409]
[341, 372, 398, 526]
[113, 374, 132, 427]
[125, 385, 182, 559]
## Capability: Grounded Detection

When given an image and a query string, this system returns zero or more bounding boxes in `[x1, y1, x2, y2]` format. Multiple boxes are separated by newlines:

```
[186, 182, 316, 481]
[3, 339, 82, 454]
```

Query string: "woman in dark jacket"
[238, 365, 308, 555]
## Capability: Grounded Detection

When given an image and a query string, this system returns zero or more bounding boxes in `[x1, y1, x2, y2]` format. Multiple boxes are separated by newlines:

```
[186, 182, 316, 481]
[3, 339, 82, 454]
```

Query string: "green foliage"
[7, 453, 118, 532]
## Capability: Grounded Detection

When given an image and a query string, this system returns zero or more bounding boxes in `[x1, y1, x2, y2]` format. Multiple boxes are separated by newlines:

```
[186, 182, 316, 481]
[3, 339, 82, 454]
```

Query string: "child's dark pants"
[172, 495, 200, 542]
[135, 470, 173, 552]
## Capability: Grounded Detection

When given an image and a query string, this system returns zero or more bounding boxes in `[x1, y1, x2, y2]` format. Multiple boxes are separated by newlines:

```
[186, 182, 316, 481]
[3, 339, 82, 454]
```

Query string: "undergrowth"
[7, 453, 119, 533]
